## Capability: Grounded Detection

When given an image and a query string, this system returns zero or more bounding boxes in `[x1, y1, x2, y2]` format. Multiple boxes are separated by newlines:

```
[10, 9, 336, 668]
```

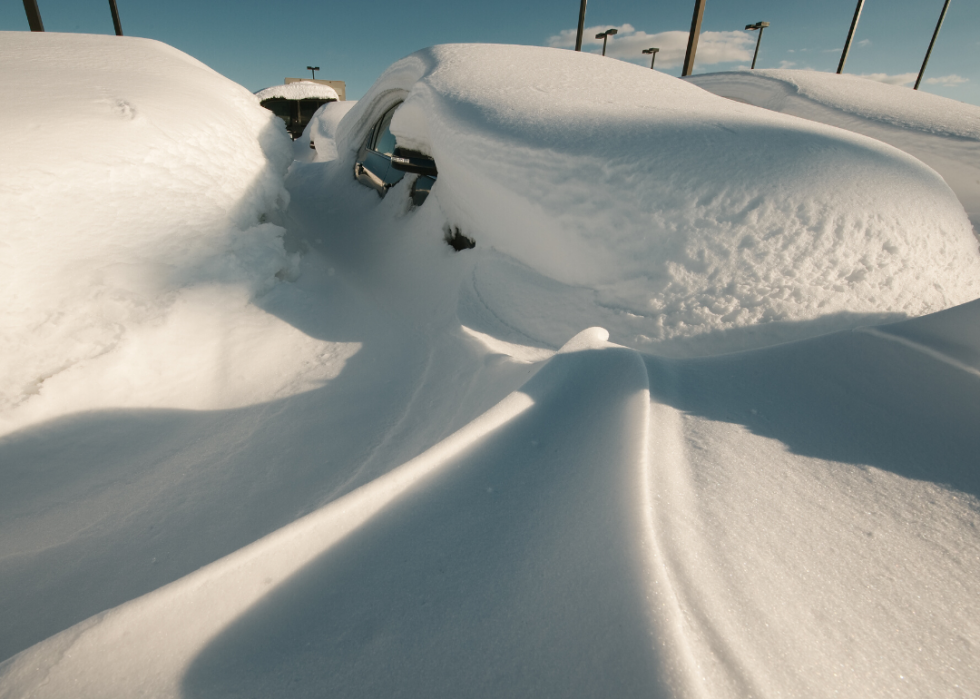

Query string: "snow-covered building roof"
[255, 81, 339, 102]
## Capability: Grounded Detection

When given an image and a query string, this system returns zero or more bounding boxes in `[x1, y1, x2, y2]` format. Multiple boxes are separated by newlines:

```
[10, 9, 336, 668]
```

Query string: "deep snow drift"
[2, 37, 979, 699]
[322, 45, 980, 356]
[687, 69, 980, 238]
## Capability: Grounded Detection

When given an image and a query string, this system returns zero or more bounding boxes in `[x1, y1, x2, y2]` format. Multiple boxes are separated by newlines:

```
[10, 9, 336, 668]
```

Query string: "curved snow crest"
[729, 69, 980, 141]
[328, 44, 980, 353]
[0, 32, 299, 424]
[0, 330, 692, 698]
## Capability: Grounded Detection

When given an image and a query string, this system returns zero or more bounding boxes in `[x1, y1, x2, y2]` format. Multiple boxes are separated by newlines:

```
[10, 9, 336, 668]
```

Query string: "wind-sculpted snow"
[4, 316, 980, 698]
[328, 44, 980, 355]
[2, 38, 980, 699]
[687, 70, 980, 238]
[0, 32, 307, 430]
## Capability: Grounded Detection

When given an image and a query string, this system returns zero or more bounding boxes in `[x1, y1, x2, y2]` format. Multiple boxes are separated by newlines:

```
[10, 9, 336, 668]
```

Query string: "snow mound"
[686, 69, 980, 241]
[255, 81, 339, 102]
[324, 45, 980, 355]
[0, 32, 306, 430]
[705, 69, 980, 141]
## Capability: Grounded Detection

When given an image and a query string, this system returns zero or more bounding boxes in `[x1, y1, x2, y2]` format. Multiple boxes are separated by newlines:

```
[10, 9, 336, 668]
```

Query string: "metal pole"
[837, 0, 866, 74]
[915, 0, 952, 90]
[602, 33, 609, 56]
[108, 0, 123, 36]
[575, 0, 588, 51]
[22, 0, 44, 31]
[682, 0, 707, 77]
[751, 26, 764, 69]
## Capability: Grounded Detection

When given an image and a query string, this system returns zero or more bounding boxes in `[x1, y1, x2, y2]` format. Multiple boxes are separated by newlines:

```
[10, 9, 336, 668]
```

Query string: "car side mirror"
[390, 148, 438, 177]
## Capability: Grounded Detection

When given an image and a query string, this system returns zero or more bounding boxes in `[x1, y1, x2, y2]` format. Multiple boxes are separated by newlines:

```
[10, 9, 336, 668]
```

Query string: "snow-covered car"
[353, 100, 437, 206]
[314, 44, 980, 356]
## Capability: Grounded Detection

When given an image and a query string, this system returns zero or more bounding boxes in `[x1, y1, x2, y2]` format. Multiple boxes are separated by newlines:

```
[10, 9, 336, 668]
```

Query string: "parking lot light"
[745, 21, 769, 70]
[595, 28, 618, 57]
[915, 0, 952, 90]
[108, 0, 123, 36]
[642, 47, 660, 69]
[307, 66, 320, 80]
[22, 0, 44, 31]
[575, 0, 588, 51]
[837, 0, 866, 74]
[682, 0, 707, 76]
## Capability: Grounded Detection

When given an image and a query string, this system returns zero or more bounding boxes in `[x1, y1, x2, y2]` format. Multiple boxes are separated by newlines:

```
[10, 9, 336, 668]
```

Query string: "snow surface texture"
[687, 69, 980, 239]
[0, 32, 304, 429]
[324, 45, 980, 356]
[2, 39, 980, 699]
[254, 81, 339, 102]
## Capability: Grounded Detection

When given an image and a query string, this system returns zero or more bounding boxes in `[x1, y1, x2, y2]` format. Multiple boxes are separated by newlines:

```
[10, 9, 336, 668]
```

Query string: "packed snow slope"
[687, 69, 980, 238]
[2, 39, 979, 699]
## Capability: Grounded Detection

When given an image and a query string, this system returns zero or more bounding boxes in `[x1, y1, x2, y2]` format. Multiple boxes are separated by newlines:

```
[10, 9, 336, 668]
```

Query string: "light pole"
[307, 66, 320, 80]
[575, 0, 588, 51]
[642, 47, 660, 69]
[745, 21, 769, 69]
[915, 0, 952, 90]
[108, 0, 123, 36]
[595, 28, 618, 57]
[682, 0, 707, 76]
[22, 0, 44, 31]
[837, 0, 866, 74]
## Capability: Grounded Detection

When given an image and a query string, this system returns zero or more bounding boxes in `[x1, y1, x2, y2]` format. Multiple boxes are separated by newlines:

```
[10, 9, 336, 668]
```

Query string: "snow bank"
[686, 69, 980, 241]
[255, 81, 339, 102]
[323, 45, 980, 355]
[0, 32, 319, 431]
[701, 69, 980, 141]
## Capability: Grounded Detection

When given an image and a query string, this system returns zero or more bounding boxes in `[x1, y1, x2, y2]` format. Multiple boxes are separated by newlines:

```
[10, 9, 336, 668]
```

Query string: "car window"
[373, 105, 398, 156]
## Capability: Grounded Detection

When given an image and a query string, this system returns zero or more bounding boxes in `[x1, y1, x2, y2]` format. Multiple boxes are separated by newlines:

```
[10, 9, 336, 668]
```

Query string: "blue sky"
[3, 0, 978, 106]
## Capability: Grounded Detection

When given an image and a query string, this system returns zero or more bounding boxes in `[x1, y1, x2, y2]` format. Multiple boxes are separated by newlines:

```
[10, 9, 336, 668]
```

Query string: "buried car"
[354, 101, 437, 207]
[314, 44, 980, 355]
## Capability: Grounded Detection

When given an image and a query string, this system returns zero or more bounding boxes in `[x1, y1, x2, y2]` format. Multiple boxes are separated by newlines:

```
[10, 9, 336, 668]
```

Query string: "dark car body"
[354, 102, 437, 207]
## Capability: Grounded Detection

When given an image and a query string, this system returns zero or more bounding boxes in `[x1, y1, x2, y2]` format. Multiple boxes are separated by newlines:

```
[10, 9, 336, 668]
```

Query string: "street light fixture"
[307, 66, 320, 80]
[744, 21, 769, 70]
[642, 47, 660, 70]
[595, 28, 618, 57]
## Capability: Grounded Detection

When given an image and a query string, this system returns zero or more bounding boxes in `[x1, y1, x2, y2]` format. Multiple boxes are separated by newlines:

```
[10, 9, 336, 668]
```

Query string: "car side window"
[372, 106, 398, 156]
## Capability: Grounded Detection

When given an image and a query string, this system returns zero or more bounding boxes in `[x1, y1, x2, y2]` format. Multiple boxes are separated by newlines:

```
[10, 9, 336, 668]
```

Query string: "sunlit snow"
[1, 34, 979, 699]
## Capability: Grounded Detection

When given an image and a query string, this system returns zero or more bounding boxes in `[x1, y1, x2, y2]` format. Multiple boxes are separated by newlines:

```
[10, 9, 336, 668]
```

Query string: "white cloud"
[926, 74, 969, 87]
[778, 61, 797, 69]
[547, 24, 754, 69]
[857, 39, 872, 48]
[858, 72, 968, 88]
[860, 72, 918, 86]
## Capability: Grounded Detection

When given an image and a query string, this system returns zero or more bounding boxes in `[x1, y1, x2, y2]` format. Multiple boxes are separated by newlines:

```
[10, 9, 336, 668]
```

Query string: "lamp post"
[745, 21, 769, 69]
[682, 0, 707, 76]
[575, 0, 588, 51]
[837, 0, 866, 74]
[108, 0, 123, 36]
[307, 66, 320, 80]
[595, 28, 618, 57]
[915, 0, 952, 90]
[642, 47, 660, 69]
[22, 0, 43, 31]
